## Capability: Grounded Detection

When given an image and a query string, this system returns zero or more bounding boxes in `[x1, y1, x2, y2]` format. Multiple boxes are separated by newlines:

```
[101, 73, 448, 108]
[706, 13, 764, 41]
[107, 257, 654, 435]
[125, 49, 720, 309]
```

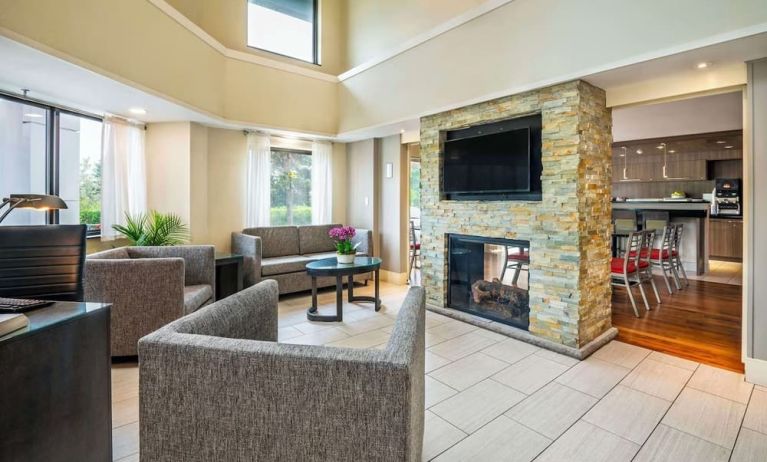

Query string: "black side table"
[215, 253, 244, 300]
[306, 257, 382, 322]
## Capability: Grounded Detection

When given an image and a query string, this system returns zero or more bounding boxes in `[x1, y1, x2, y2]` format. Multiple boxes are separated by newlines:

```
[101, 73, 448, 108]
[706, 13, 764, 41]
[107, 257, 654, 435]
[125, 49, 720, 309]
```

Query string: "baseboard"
[426, 303, 618, 360]
[745, 357, 767, 386]
[380, 270, 408, 285]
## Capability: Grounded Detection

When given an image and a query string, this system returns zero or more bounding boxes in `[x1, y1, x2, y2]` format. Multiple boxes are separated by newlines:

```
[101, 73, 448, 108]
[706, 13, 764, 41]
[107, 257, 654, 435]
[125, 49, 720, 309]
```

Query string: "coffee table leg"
[375, 269, 381, 311]
[311, 276, 318, 312]
[348, 274, 354, 300]
[336, 275, 343, 322]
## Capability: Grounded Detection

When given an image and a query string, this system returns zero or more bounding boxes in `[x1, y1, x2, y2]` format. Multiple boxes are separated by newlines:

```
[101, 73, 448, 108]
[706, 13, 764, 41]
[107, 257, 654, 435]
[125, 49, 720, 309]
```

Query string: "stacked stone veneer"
[420, 80, 613, 348]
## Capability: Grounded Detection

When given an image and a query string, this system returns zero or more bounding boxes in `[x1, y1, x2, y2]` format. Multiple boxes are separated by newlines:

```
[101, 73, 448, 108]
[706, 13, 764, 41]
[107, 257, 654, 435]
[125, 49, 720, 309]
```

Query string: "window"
[0, 94, 103, 234]
[247, 0, 318, 64]
[270, 149, 312, 225]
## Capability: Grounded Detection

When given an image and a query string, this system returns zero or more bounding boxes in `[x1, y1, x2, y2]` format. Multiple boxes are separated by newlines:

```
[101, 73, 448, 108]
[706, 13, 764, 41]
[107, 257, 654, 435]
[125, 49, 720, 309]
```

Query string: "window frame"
[245, 0, 320, 65]
[0, 91, 103, 227]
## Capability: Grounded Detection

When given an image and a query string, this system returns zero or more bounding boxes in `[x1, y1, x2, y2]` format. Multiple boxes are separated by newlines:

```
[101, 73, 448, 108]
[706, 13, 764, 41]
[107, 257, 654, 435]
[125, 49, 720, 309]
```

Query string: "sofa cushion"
[298, 224, 341, 255]
[302, 251, 339, 262]
[261, 255, 312, 276]
[243, 226, 299, 258]
[184, 284, 213, 314]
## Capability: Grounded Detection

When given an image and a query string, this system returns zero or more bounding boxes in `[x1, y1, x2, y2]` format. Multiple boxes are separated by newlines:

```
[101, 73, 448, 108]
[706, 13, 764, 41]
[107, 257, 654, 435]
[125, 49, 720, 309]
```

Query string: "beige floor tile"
[687, 364, 753, 404]
[429, 352, 509, 391]
[425, 331, 448, 348]
[582, 385, 671, 444]
[112, 396, 139, 429]
[282, 327, 349, 345]
[633, 424, 731, 462]
[426, 376, 459, 409]
[425, 311, 454, 328]
[555, 357, 631, 398]
[335, 315, 396, 336]
[591, 340, 651, 369]
[426, 320, 478, 340]
[277, 325, 304, 341]
[662, 387, 746, 449]
[427, 331, 499, 361]
[325, 329, 391, 349]
[491, 354, 569, 395]
[621, 358, 694, 401]
[743, 388, 767, 434]
[425, 350, 452, 373]
[433, 415, 550, 462]
[647, 350, 699, 371]
[533, 348, 580, 367]
[430, 379, 526, 434]
[480, 337, 539, 364]
[112, 422, 140, 461]
[534, 420, 639, 462]
[423, 410, 467, 461]
[731, 428, 767, 462]
[506, 382, 597, 439]
[472, 328, 509, 342]
[115, 453, 140, 462]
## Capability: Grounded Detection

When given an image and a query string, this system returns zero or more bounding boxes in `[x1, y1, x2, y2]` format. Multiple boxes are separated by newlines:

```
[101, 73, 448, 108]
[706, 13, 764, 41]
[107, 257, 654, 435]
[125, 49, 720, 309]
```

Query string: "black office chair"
[0, 225, 87, 301]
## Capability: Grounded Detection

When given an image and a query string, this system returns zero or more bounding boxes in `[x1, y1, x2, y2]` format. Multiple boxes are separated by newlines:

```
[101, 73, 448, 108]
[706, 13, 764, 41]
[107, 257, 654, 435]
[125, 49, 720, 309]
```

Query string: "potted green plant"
[328, 225, 359, 264]
[112, 210, 190, 246]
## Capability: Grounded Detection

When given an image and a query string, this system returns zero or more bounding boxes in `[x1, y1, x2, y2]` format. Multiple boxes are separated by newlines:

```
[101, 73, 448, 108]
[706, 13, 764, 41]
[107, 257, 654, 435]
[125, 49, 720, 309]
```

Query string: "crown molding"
[147, 0, 339, 83]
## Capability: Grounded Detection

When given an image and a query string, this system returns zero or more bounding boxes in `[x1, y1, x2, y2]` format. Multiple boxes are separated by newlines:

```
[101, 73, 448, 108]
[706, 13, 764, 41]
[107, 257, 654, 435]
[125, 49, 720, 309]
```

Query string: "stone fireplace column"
[420, 80, 614, 355]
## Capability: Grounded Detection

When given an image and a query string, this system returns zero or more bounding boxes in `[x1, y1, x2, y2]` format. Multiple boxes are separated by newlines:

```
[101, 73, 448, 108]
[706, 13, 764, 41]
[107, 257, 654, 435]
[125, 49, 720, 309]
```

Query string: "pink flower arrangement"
[329, 226, 358, 255]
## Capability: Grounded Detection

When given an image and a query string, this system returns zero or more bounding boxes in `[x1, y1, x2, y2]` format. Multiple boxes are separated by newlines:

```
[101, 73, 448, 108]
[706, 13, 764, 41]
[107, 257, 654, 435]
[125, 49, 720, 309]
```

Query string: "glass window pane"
[270, 150, 312, 226]
[59, 113, 103, 237]
[0, 98, 47, 226]
[247, 0, 315, 63]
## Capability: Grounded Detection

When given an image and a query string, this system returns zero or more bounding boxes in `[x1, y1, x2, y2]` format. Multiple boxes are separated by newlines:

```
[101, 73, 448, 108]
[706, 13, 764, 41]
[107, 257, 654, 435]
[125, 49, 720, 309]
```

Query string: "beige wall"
[146, 122, 192, 224]
[189, 122, 209, 243]
[165, 0, 347, 75]
[0, 0, 337, 134]
[331, 142, 348, 225]
[342, 0, 485, 69]
[206, 127, 249, 252]
[338, 0, 767, 133]
[377, 135, 408, 274]
[345, 139, 377, 233]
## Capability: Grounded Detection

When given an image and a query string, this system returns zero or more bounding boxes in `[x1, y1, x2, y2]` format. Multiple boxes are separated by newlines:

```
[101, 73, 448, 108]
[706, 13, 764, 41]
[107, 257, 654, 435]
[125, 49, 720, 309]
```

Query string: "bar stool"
[612, 210, 638, 256]
[671, 223, 689, 288]
[637, 230, 662, 306]
[407, 220, 420, 285]
[650, 224, 677, 294]
[501, 246, 529, 287]
[611, 231, 649, 317]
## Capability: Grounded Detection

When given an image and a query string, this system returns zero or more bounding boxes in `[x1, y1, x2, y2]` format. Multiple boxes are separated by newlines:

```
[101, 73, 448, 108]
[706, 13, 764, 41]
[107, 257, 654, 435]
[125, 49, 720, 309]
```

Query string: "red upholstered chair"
[611, 231, 650, 317]
[672, 223, 689, 288]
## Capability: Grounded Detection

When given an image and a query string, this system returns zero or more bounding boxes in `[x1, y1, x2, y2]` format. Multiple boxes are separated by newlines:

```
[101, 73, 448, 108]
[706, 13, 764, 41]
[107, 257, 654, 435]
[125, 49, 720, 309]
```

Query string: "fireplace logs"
[471, 278, 529, 318]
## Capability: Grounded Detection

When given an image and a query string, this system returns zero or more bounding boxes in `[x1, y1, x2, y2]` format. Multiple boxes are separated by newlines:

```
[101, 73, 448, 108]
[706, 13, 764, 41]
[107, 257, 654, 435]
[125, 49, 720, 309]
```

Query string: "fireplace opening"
[447, 234, 530, 330]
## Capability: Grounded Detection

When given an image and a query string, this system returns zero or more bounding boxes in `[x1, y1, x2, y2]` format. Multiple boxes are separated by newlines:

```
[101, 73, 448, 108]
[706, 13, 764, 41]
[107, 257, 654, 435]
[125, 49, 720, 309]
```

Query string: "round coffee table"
[306, 256, 382, 322]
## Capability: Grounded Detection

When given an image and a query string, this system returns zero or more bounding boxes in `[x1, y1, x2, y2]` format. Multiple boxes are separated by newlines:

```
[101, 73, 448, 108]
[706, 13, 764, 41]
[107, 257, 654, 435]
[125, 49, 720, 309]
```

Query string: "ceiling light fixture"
[668, 150, 676, 153]
[716, 140, 726, 144]
[656, 145, 664, 150]
[725, 145, 734, 149]
[400, 129, 405, 133]
[129, 107, 147, 115]
[636, 149, 643, 154]
[696, 62, 710, 69]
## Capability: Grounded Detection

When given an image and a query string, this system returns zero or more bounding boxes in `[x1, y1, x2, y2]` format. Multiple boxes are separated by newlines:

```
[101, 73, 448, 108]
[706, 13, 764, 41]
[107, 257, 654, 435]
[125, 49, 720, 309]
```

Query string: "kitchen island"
[612, 200, 710, 275]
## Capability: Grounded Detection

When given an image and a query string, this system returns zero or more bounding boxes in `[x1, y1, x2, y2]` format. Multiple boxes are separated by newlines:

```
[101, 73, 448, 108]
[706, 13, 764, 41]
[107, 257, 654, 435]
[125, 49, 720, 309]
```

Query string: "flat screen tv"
[443, 127, 531, 194]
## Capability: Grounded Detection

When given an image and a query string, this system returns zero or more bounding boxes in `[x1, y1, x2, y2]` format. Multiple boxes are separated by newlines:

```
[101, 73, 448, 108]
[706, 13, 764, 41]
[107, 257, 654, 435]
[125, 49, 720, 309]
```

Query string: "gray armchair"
[139, 280, 425, 461]
[84, 245, 215, 356]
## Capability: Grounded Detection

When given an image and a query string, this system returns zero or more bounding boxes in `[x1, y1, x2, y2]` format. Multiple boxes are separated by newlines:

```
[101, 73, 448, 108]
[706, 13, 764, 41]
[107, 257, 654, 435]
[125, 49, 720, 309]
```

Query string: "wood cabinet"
[709, 218, 743, 260]
[665, 159, 707, 180]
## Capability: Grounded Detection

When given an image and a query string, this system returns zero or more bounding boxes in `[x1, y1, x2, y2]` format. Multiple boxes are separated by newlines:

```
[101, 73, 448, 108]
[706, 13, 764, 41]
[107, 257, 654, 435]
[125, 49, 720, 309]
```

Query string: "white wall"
[613, 91, 743, 141]
[338, 0, 767, 134]
[377, 135, 408, 274]
[345, 139, 377, 232]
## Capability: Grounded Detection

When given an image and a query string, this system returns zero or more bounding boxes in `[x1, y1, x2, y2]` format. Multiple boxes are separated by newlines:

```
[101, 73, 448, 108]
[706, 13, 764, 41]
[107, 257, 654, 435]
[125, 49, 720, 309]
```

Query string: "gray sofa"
[232, 224, 373, 295]
[84, 245, 215, 356]
[138, 280, 425, 462]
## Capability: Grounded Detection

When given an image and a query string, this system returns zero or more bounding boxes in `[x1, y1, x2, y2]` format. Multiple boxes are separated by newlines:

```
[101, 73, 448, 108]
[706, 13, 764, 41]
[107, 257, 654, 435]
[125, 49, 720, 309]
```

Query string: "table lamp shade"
[0, 194, 68, 223]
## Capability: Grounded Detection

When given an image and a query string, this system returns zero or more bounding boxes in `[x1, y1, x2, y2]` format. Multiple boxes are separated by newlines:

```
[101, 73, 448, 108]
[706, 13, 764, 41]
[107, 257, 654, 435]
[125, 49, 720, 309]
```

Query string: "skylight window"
[247, 0, 317, 64]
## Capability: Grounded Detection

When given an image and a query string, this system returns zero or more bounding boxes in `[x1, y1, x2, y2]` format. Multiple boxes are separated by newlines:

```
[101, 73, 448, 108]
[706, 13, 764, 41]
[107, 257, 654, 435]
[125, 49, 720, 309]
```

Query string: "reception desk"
[612, 201, 710, 275]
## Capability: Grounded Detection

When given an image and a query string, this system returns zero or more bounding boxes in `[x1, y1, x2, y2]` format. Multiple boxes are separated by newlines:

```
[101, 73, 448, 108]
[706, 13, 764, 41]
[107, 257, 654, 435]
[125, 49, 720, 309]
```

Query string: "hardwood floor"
[612, 276, 743, 372]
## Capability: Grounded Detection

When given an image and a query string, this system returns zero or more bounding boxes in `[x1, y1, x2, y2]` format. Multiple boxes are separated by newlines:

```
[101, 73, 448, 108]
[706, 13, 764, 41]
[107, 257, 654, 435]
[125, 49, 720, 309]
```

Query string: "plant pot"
[337, 253, 355, 264]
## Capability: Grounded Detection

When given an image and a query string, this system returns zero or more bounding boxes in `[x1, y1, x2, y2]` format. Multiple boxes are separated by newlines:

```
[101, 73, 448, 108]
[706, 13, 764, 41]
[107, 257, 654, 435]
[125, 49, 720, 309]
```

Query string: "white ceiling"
[612, 91, 743, 142]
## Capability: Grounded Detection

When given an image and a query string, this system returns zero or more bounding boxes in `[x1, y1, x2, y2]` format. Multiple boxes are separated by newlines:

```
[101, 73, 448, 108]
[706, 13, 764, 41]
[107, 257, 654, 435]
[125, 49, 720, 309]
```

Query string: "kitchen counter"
[613, 201, 710, 214]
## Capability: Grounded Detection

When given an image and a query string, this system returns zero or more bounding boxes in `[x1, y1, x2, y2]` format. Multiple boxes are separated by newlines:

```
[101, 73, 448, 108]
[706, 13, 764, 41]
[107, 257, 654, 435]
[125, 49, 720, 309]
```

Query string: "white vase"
[337, 253, 355, 264]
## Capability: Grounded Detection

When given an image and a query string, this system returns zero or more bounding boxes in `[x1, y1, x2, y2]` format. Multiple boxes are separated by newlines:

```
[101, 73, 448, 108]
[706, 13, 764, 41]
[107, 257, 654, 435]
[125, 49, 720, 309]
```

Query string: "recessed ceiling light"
[696, 62, 710, 69]
[656, 145, 664, 150]
[668, 150, 676, 153]
[725, 145, 734, 149]
[129, 107, 146, 115]
[400, 129, 405, 133]
[716, 140, 726, 144]
[23, 113, 43, 118]
[636, 149, 643, 154]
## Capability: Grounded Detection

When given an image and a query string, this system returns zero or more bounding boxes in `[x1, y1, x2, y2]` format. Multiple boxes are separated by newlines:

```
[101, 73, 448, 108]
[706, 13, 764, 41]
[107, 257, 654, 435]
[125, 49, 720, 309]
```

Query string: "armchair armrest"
[84, 258, 185, 356]
[127, 245, 215, 288]
[232, 232, 262, 287]
[352, 228, 373, 256]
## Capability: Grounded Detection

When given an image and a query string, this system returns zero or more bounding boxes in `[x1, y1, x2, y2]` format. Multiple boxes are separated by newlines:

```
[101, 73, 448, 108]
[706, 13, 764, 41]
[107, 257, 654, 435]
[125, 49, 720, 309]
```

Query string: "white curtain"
[246, 132, 272, 227]
[311, 140, 333, 225]
[100, 117, 147, 239]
